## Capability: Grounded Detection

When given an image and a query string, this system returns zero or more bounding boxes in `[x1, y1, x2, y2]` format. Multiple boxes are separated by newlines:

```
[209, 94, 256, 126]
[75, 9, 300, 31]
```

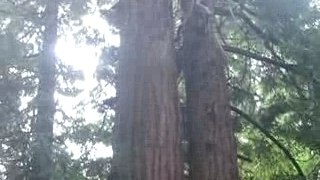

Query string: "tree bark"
[180, 1, 240, 179]
[30, 0, 58, 179]
[111, 0, 183, 180]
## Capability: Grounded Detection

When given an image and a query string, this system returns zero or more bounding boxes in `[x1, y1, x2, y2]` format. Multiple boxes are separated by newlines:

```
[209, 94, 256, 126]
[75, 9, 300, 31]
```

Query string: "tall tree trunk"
[6, 162, 23, 180]
[30, 0, 58, 179]
[180, 1, 239, 179]
[110, 0, 183, 180]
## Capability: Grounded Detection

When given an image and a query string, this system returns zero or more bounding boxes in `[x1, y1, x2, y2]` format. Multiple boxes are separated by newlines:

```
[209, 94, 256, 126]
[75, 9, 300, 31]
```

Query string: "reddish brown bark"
[111, 0, 183, 180]
[180, 1, 240, 179]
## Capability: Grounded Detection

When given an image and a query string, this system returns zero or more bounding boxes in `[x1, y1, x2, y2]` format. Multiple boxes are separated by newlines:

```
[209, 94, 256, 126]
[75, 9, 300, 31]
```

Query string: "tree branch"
[237, 154, 253, 163]
[214, 5, 279, 45]
[230, 106, 306, 179]
[238, 11, 280, 45]
[222, 45, 297, 71]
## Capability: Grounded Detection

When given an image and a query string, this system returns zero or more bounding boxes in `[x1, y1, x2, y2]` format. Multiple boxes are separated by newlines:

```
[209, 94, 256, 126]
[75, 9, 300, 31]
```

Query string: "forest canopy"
[0, 0, 320, 179]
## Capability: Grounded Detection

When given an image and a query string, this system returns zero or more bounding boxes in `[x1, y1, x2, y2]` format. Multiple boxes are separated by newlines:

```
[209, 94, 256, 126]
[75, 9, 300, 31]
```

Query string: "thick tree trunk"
[181, 1, 239, 180]
[111, 0, 183, 180]
[30, 0, 58, 179]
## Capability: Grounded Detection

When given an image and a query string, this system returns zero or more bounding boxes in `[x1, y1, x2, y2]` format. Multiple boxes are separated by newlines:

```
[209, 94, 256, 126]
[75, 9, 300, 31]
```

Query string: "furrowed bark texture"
[30, 0, 58, 179]
[181, 1, 240, 179]
[111, 0, 183, 179]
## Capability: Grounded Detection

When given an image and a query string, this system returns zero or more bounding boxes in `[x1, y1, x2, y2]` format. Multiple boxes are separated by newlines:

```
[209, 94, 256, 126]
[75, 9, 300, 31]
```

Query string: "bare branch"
[222, 45, 297, 71]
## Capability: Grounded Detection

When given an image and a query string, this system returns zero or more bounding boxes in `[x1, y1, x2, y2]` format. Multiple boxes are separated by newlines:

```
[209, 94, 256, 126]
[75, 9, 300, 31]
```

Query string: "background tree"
[214, 0, 320, 179]
[30, 0, 59, 179]
[0, 0, 108, 179]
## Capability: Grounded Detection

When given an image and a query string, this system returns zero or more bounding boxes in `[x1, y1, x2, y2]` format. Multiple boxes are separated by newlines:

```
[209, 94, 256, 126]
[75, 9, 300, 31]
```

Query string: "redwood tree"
[111, 0, 183, 179]
[180, 0, 240, 179]
[30, 0, 59, 179]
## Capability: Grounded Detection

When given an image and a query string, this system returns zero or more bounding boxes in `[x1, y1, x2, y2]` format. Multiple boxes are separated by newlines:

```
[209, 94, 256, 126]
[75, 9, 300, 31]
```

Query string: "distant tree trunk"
[6, 161, 23, 180]
[110, 0, 183, 180]
[180, 1, 240, 179]
[30, 0, 58, 179]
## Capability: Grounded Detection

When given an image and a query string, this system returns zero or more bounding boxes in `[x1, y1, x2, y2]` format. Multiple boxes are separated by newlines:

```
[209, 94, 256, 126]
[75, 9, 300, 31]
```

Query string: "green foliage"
[1, 0, 320, 179]
[223, 0, 320, 179]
